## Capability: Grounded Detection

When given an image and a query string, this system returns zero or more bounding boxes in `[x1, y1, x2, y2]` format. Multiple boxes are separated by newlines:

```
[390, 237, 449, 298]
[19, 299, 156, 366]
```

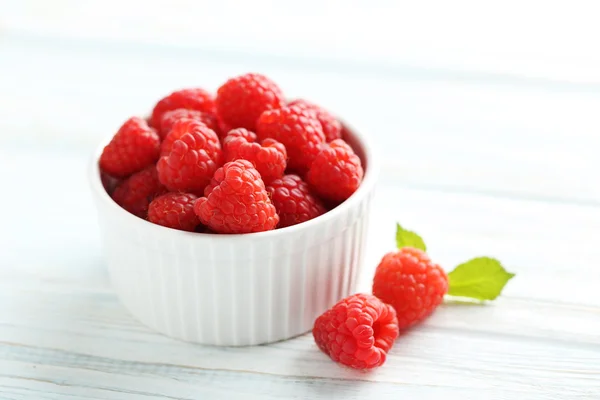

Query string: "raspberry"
[99, 117, 160, 178]
[150, 88, 215, 128]
[160, 118, 221, 156]
[217, 116, 234, 137]
[307, 139, 363, 203]
[216, 73, 284, 131]
[267, 174, 326, 228]
[372, 247, 449, 330]
[112, 166, 166, 218]
[256, 105, 325, 173]
[101, 172, 121, 196]
[157, 119, 223, 194]
[147, 192, 200, 232]
[288, 99, 342, 142]
[223, 128, 287, 184]
[159, 108, 219, 139]
[313, 293, 399, 370]
[193, 160, 279, 234]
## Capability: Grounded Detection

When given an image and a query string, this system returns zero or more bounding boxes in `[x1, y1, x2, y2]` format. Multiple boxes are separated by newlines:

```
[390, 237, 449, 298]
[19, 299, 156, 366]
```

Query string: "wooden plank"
[0, 286, 598, 399]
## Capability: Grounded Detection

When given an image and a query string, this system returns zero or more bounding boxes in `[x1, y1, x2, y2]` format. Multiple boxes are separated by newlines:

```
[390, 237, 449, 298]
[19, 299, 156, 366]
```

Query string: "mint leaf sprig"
[395, 223, 515, 301]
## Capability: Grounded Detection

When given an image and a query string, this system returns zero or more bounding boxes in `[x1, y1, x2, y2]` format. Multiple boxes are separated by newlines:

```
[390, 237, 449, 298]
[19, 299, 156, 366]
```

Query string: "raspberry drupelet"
[256, 105, 325, 173]
[150, 88, 215, 129]
[267, 174, 325, 228]
[216, 73, 284, 131]
[372, 247, 449, 330]
[111, 166, 166, 218]
[147, 192, 200, 232]
[313, 293, 399, 369]
[159, 108, 220, 139]
[157, 119, 223, 195]
[194, 160, 279, 234]
[222, 128, 287, 184]
[99, 117, 160, 178]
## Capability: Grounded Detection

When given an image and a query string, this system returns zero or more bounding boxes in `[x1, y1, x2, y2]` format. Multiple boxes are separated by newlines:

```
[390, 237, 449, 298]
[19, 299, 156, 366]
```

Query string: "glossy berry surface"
[194, 160, 279, 234]
[99, 117, 160, 178]
[147, 192, 200, 232]
[150, 88, 215, 128]
[111, 166, 166, 218]
[157, 119, 223, 194]
[267, 174, 325, 228]
[307, 139, 363, 203]
[313, 293, 399, 369]
[372, 247, 448, 330]
[288, 99, 342, 142]
[216, 73, 284, 131]
[159, 108, 219, 139]
[256, 105, 325, 173]
[223, 128, 287, 184]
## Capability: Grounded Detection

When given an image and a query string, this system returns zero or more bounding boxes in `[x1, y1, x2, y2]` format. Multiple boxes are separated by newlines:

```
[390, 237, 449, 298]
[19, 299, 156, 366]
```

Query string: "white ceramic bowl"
[89, 123, 379, 346]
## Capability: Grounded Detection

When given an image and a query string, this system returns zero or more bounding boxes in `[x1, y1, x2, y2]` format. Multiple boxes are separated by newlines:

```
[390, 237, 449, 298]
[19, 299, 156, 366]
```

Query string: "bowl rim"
[89, 119, 380, 242]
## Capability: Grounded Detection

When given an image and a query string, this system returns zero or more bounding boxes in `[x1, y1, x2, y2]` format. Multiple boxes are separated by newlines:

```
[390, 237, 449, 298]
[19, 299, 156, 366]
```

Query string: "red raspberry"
[150, 88, 215, 128]
[99, 117, 160, 178]
[267, 174, 326, 228]
[160, 118, 221, 156]
[147, 192, 200, 232]
[216, 73, 284, 131]
[372, 247, 449, 330]
[307, 139, 363, 203]
[256, 105, 325, 173]
[217, 116, 234, 137]
[223, 128, 287, 184]
[159, 108, 219, 139]
[313, 293, 399, 370]
[288, 99, 342, 142]
[157, 119, 223, 194]
[111, 166, 166, 218]
[193, 160, 279, 234]
[101, 172, 121, 196]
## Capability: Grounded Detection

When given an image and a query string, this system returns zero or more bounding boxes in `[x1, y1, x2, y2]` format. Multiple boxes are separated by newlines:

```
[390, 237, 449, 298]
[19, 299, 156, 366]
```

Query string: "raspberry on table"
[216, 73, 284, 131]
[160, 118, 221, 156]
[99, 117, 161, 178]
[313, 293, 399, 370]
[150, 88, 216, 129]
[256, 105, 325, 173]
[267, 174, 326, 228]
[372, 247, 449, 330]
[157, 119, 223, 194]
[159, 108, 220, 139]
[193, 160, 279, 234]
[147, 192, 200, 232]
[307, 139, 363, 203]
[223, 128, 287, 184]
[111, 166, 166, 218]
[288, 99, 342, 142]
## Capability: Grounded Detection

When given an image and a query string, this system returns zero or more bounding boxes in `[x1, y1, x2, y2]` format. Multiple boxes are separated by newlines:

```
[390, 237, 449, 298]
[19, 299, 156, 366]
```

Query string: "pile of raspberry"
[99, 73, 364, 234]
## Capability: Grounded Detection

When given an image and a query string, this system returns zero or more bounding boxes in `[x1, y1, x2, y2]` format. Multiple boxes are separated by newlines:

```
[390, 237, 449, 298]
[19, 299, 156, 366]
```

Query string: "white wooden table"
[1, 2, 599, 399]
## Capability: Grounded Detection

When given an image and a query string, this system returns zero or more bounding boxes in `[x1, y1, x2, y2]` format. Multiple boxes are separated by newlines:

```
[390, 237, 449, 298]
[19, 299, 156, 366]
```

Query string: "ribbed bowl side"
[96, 189, 374, 346]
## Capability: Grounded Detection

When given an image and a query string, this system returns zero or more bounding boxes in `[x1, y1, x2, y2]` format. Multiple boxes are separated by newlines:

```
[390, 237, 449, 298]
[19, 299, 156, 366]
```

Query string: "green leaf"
[395, 223, 426, 251]
[447, 257, 515, 301]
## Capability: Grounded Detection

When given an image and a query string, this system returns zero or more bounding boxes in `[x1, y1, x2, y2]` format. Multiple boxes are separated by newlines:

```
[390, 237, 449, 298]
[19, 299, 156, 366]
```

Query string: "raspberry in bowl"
[89, 74, 380, 346]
